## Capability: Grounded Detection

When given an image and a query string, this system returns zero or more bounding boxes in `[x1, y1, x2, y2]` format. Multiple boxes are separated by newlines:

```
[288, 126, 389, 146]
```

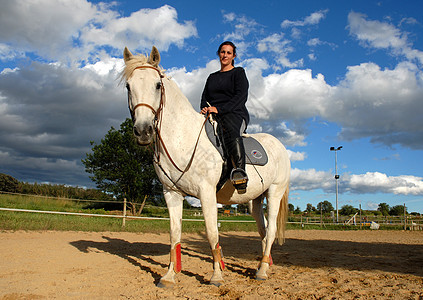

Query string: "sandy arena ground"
[0, 230, 422, 299]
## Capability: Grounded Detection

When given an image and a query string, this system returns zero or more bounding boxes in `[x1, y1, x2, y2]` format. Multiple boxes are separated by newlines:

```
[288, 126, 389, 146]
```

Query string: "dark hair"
[217, 41, 237, 66]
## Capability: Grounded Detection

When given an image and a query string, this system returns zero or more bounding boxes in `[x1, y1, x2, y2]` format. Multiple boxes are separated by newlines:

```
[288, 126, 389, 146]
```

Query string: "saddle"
[205, 119, 268, 191]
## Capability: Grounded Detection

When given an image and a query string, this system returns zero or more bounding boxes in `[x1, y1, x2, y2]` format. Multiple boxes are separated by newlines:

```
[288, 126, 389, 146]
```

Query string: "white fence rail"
[0, 206, 256, 225]
[1, 191, 421, 229]
[3, 207, 423, 230]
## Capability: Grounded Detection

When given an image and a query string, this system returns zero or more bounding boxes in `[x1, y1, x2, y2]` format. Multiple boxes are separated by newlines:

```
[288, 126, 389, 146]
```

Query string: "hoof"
[255, 275, 267, 281]
[210, 280, 224, 287]
[157, 279, 174, 289]
[255, 270, 268, 281]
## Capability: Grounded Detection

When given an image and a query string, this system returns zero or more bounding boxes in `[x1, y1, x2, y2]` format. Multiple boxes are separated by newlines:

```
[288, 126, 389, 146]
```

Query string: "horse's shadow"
[69, 233, 260, 284]
[275, 236, 423, 277]
[70, 236, 210, 285]
[70, 232, 423, 285]
[181, 232, 423, 278]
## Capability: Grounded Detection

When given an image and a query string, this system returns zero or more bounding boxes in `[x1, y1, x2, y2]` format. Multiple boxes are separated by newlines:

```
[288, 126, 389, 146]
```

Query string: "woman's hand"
[201, 106, 218, 114]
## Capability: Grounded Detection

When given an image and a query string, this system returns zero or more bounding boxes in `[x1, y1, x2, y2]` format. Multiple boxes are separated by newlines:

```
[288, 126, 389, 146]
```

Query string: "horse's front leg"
[200, 189, 225, 286]
[158, 189, 184, 288]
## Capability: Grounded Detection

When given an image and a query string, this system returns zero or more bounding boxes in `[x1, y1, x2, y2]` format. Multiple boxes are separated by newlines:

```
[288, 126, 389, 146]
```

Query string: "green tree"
[317, 200, 334, 214]
[0, 173, 19, 193]
[294, 206, 302, 214]
[389, 205, 407, 216]
[377, 202, 390, 216]
[305, 203, 316, 213]
[340, 204, 357, 216]
[82, 118, 162, 212]
[237, 203, 249, 214]
[288, 203, 295, 212]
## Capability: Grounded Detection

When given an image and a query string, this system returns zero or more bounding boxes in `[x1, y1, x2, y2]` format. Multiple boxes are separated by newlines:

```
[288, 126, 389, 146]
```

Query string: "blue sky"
[1, 0, 423, 213]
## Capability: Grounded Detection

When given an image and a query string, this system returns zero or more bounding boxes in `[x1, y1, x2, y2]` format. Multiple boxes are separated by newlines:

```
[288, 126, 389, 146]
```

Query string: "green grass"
[0, 210, 261, 233]
[0, 193, 258, 232]
[0, 211, 128, 232]
[0, 193, 412, 232]
[0, 193, 107, 214]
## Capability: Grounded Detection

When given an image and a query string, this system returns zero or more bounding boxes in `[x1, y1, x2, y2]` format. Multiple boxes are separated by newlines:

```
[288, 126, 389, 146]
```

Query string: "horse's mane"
[120, 53, 164, 83]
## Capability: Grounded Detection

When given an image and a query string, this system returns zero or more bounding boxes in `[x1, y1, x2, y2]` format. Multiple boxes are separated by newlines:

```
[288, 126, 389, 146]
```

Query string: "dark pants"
[217, 113, 246, 142]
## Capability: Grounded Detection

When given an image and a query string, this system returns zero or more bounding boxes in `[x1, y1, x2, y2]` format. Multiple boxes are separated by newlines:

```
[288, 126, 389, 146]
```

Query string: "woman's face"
[219, 44, 235, 68]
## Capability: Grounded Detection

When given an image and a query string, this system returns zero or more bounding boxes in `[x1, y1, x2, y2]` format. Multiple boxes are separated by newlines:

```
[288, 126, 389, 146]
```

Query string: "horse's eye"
[126, 83, 130, 91]
[156, 82, 161, 90]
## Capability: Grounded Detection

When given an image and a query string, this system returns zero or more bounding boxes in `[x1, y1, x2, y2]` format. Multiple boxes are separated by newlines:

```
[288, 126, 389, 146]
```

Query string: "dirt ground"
[0, 230, 422, 299]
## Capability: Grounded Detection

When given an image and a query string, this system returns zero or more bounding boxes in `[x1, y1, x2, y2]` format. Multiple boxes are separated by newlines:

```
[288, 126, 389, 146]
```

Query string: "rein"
[129, 65, 209, 191]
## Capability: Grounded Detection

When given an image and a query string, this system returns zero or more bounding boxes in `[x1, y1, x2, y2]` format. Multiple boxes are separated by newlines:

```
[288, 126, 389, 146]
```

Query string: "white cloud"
[307, 38, 337, 49]
[287, 150, 306, 161]
[80, 5, 197, 54]
[0, 2, 197, 65]
[185, 196, 201, 207]
[83, 57, 124, 76]
[348, 12, 407, 49]
[399, 17, 418, 26]
[251, 69, 331, 120]
[328, 62, 423, 148]
[290, 168, 333, 191]
[348, 11, 423, 64]
[290, 169, 423, 196]
[281, 9, 328, 28]
[168, 60, 220, 109]
[185, 196, 222, 208]
[275, 122, 307, 147]
[0, 0, 98, 62]
[222, 11, 261, 44]
[345, 172, 423, 195]
[257, 33, 303, 68]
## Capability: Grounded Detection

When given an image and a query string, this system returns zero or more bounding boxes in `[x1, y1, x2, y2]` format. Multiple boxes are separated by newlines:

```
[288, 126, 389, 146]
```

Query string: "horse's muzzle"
[133, 123, 154, 145]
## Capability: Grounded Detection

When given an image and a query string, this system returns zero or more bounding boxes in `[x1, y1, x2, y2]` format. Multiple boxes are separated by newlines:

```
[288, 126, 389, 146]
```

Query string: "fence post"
[403, 203, 406, 230]
[122, 198, 127, 227]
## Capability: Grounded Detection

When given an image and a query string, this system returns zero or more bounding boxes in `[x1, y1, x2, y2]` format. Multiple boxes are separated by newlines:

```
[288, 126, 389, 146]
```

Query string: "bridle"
[127, 65, 209, 191]
[128, 65, 165, 123]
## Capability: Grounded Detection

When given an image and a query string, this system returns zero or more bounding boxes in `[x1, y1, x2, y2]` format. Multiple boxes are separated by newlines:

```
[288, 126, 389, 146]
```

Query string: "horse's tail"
[276, 182, 289, 246]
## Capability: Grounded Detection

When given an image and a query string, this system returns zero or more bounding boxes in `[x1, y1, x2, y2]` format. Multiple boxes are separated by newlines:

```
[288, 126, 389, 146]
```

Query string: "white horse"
[122, 46, 290, 287]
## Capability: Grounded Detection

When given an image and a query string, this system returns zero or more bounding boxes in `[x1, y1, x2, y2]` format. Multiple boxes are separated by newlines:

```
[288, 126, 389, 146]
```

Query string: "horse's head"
[123, 46, 164, 145]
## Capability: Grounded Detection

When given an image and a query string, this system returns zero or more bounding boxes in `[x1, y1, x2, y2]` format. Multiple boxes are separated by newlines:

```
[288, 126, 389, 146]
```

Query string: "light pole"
[330, 146, 342, 223]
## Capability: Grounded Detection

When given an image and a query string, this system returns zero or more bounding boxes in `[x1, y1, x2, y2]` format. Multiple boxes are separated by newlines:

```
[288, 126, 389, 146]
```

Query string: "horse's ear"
[148, 46, 161, 67]
[123, 47, 133, 63]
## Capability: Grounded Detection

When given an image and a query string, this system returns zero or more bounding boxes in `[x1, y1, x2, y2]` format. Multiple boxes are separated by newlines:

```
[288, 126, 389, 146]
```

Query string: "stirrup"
[230, 168, 248, 193]
[230, 168, 248, 185]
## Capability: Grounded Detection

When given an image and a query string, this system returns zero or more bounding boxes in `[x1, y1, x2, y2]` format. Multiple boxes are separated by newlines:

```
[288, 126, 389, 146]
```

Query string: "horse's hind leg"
[158, 190, 184, 288]
[250, 196, 267, 250]
[256, 185, 286, 280]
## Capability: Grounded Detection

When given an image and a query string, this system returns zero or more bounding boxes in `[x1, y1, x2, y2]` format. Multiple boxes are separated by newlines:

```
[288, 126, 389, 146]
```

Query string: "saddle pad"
[205, 120, 268, 166]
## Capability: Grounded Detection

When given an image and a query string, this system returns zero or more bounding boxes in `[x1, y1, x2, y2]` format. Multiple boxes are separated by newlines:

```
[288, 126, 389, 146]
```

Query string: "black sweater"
[200, 67, 249, 124]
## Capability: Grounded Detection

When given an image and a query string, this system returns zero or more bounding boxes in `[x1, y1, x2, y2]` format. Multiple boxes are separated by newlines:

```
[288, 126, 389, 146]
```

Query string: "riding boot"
[228, 137, 248, 193]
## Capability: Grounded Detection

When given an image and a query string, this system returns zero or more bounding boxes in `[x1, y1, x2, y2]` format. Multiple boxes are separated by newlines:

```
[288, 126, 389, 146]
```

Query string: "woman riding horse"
[200, 41, 249, 193]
